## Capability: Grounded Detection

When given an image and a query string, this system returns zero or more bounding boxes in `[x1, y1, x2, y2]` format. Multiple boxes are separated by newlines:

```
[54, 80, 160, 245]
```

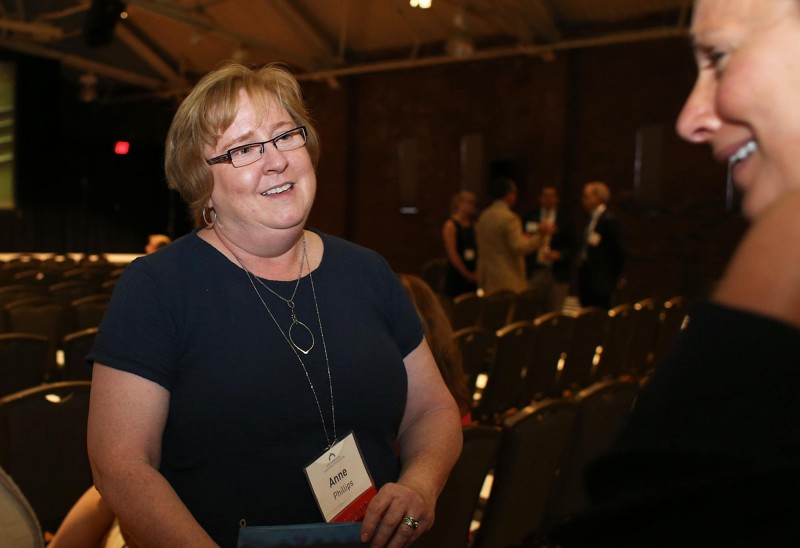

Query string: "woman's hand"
[360, 480, 434, 547]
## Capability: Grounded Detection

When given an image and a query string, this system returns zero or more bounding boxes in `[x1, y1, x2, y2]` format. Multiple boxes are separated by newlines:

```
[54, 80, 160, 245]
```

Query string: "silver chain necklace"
[242, 235, 314, 355]
[232, 234, 337, 449]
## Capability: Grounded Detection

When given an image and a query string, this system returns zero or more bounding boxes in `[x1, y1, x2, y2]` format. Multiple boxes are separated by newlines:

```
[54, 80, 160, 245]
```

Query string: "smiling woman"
[84, 63, 462, 548]
[551, 0, 800, 545]
[675, 0, 800, 219]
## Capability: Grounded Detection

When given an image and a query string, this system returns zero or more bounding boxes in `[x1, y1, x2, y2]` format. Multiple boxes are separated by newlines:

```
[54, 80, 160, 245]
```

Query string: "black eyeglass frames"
[206, 126, 307, 168]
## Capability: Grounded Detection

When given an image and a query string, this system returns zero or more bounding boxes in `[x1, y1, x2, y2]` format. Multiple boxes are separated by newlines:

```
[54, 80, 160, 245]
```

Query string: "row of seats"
[418, 379, 639, 548]
[455, 297, 686, 424]
[0, 379, 635, 546]
[0, 330, 96, 397]
[0, 287, 111, 333]
[1, 260, 119, 539]
[442, 287, 555, 332]
[0, 256, 123, 288]
[0, 282, 109, 395]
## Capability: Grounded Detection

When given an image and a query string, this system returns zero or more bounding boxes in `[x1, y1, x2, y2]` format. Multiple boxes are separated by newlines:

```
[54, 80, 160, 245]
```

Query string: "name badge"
[463, 248, 476, 261]
[304, 432, 377, 523]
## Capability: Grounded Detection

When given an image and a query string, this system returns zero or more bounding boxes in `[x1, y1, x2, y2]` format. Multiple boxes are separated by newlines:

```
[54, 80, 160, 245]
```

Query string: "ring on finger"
[402, 516, 419, 530]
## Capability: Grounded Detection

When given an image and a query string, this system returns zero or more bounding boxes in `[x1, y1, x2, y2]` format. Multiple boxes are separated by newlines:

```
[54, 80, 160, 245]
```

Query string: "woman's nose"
[260, 144, 288, 172]
[676, 75, 721, 143]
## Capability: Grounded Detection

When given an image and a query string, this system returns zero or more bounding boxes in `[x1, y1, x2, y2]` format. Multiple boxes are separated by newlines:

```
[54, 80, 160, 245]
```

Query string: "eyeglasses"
[206, 126, 307, 168]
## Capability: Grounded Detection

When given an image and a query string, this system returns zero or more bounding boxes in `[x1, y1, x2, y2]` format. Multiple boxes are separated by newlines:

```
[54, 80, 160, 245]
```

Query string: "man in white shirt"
[577, 181, 625, 309]
[522, 186, 575, 313]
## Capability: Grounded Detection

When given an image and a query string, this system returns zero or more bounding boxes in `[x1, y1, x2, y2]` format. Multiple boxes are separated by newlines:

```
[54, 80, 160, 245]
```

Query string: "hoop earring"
[202, 206, 217, 228]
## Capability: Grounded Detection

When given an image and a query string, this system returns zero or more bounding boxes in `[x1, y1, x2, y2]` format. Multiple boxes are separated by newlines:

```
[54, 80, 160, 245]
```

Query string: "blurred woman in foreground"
[554, 1, 800, 544]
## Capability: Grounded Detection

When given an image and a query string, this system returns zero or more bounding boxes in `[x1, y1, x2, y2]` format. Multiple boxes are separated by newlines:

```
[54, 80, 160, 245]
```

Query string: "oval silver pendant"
[289, 320, 315, 355]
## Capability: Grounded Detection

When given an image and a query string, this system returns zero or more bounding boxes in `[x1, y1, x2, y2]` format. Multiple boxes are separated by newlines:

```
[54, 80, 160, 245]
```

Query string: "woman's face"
[206, 89, 316, 238]
[458, 192, 477, 216]
[676, 0, 800, 219]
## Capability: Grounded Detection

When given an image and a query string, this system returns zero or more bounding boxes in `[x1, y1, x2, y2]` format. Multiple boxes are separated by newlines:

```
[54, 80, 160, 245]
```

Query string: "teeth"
[262, 183, 292, 196]
[729, 141, 757, 165]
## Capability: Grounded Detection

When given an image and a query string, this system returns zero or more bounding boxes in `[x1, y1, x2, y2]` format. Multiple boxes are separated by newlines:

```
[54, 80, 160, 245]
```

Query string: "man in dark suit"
[522, 186, 575, 312]
[577, 181, 624, 309]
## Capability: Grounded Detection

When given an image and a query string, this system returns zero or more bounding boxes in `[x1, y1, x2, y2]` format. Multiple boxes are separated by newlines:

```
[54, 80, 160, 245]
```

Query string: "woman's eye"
[702, 48, 727, 72]
[232, 145, 256, 157]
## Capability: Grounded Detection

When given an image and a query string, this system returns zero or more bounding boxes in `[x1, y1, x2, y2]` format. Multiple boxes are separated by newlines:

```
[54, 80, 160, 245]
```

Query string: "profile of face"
[539, 187, 559, 210]
[458, 191, 477, 216]
[205, 89, 317, 236]
[581, 185, 601, 212]
[676, 0, 800, 219]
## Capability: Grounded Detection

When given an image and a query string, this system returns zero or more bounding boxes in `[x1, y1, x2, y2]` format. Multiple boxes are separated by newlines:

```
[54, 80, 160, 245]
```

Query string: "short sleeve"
[88, 257, 181, 391]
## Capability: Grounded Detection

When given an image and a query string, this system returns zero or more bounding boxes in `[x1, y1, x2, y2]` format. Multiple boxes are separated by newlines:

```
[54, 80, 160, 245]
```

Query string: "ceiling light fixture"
[410, 0, 432, 8]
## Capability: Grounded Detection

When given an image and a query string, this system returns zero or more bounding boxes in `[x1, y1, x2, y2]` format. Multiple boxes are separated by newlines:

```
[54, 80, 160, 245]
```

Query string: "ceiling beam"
[0, 35, 165, 89]
[116, 22, 188, 86]
[0, 18, 63, 41]
[297, 25, 688, 82]
[126, 0, 311, 70]
[270, 0, 338, 67]
[522, 0, 562, 43]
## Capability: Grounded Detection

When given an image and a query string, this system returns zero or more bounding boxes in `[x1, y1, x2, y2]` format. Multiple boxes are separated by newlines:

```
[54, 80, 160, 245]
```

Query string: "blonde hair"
[398, 273, 472, 417]
[165, 63, 320, 221]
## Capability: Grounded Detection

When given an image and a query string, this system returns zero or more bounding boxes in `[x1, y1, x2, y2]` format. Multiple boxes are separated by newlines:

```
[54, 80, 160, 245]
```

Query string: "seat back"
[62, 266, 112, 284]
[475, 321, 535, 423]
[510, 286, 549, 323]
[0, 381, 93, 534]
[544, 379, 639, 525]
[420, 257, 449, 295]
[416, 425, 501, 548]
[61, 328, 98, 381]
[559, 307, 607, 390]
[11, 268, 64, 289]
[451, 292, 484, 330]
[479, 289, 516, 332]
[651, 295, 688, 366]
[594, 303, 634, 379]
[473, 399, 579, 548]
[0, 333, 51, 397]
[70, 294, 111, 330]
[526, 312, 574, 400]
[0, 285, 49, 308]
[626, 298, 662, 376]
[5, 297, 76, 379]
[453, 326, 496, 396]
[47, 280, 103, 304]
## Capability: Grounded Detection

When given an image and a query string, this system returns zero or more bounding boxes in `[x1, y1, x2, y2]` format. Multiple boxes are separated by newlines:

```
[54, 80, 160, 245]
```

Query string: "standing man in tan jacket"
[476, 178, 543, 293]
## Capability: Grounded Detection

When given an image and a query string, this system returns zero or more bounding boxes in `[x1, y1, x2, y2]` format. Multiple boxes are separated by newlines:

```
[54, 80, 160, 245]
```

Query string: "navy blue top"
[89, 229, 423, 547]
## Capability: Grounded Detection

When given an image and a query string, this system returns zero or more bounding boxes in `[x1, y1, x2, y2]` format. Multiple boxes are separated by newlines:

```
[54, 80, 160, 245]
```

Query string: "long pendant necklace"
[232, 233, 337, 449]
[237, 235, 315, 355]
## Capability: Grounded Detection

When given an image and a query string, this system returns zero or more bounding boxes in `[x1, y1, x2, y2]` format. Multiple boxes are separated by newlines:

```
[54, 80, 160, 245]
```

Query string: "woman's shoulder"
[120, 230, 212, 283]
[315, 229, 383, 262]
[313, 229, 397, 283]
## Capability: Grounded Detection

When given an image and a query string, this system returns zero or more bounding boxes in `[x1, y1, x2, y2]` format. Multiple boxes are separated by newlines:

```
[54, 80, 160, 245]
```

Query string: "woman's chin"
[742, 187, 785, 222]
